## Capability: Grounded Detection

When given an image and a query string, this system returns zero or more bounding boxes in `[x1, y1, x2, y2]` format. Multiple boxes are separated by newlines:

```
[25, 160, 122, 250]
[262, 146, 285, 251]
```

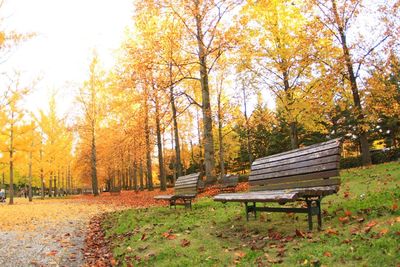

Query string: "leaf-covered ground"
[0, 188, 173, 266]
[101, 162, 400, 266]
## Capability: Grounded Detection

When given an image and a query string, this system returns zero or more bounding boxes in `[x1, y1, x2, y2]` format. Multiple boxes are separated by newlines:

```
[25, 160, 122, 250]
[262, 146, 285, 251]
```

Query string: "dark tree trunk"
[331, 0, 371, 165]
[133, 161, 138, 191]
[217, 89, 225, 179]
[194, 2, 216, 184]
[144, 96, 153, 191]
[9, 118, 14, 205]
[139, 162, 144, 190]
[91, 128, 99, 196]
[169, 65, 183, 178]
[155, 95, 167, 191]
[242, 85, 253, 165]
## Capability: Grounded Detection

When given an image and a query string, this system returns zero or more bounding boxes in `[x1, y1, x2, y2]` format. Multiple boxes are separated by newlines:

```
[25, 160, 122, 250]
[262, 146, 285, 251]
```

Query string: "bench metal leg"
[253, 202, 257, 219]
[306, 199, 313, 231]
[316, 198, 322, 230]
[245, 202, 249, 221]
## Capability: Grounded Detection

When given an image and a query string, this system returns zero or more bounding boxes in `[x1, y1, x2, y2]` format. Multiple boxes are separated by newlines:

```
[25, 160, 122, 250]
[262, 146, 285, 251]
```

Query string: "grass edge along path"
[99, 161, 400, 266]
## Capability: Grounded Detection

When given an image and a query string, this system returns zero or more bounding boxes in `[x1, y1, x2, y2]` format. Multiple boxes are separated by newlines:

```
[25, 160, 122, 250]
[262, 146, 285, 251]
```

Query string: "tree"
[163, 0, 241, 183]
[76, 53, 105, 196]
[237, 0, 328, 149]
[0, 73, 29, 204]
[312, 0, 398, 164]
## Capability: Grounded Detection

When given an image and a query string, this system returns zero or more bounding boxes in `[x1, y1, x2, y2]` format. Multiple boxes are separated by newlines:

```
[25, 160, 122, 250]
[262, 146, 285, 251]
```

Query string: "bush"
[340, 148, 400, 169]
[340, 156, 363, 169]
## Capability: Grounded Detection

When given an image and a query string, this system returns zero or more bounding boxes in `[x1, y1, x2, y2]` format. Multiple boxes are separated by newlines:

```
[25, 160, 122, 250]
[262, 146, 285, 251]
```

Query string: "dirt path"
[0, 198, 114, 267]
[0, 190, 170, 266]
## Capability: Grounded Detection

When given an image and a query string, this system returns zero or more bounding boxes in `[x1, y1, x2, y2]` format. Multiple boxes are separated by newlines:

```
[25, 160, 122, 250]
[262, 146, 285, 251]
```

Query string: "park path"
[0, 198, 114, 266]
[0, 191, 171, 267]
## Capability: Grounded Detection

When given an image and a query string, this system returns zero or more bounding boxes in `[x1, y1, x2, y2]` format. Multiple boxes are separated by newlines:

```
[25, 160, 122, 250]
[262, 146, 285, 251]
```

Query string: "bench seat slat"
[214, 185, 339, 203]
[154, 195, 174, 200]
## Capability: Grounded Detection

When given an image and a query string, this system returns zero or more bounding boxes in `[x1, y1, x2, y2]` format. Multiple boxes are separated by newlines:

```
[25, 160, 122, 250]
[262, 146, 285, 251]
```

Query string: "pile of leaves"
[83, 214, 116, 267]
[73, 188, 174, 208]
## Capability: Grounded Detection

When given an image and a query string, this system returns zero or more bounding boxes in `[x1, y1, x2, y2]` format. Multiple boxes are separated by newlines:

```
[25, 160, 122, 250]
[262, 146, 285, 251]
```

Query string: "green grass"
[102, 161, 400, 266]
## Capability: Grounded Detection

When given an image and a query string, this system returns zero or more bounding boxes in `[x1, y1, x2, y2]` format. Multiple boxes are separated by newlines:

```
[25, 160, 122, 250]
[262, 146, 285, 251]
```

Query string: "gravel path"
[0, 219, 87, 267]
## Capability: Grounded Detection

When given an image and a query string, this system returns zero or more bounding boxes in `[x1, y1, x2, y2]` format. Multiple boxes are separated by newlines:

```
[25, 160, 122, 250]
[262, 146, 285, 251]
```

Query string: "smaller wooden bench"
[214, 139, 341, 231]
[218, 175, 239, 192]
[154, 172, 201, 209]
[110, 187, 121, 196]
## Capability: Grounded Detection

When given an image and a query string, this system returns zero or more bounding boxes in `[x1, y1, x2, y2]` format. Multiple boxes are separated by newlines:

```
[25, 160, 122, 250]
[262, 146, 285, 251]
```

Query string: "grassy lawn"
[102, 162, 400, 266]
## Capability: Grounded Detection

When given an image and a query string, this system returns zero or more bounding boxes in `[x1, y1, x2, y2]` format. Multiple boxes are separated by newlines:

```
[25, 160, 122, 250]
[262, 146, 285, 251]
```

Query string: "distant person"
[0, 189, 5, 202]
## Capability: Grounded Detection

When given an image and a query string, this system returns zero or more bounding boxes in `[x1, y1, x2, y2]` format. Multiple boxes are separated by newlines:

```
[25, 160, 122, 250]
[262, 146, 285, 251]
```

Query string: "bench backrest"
[249, 138, 341, 191]
[219, 175, 239, 188]
[175, 172, 201, 195]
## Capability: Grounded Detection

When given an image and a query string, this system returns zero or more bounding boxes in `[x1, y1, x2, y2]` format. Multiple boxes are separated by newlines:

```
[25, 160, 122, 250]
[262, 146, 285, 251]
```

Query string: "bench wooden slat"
[175, 174, 199, 181]
[251, 177, 340, 191]
[175, 178, 200, 186]
[250, 154, 339, 177]
[250, 169, 339, 186]
[250, 161, 339, 181]
[154, 195, 174, 200]
[252, 139, 340, 166]
[214, 185, 339, 203]
[252, 148, 340, 171]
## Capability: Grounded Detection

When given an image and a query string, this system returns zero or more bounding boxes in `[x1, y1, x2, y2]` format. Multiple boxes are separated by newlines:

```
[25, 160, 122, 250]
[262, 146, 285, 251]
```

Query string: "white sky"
[1, 0, 133, 119]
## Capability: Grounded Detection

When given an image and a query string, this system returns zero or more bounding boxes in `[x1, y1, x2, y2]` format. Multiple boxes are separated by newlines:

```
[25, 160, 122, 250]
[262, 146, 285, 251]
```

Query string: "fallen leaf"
[323, 251, 332, 257]
[325, 228, 338, 236]
[295, 229, 305, 238]
[392, 203, 398, 211]
[339, 216, 349, 224]
[181, 239, 190, 247]
[344, 210, 352, 216]
[379, 228, 389, 235]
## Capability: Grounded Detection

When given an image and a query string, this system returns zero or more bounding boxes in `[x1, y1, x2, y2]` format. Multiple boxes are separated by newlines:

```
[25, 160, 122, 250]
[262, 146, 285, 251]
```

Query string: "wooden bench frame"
[214, 139, 341, 231]
[218, 174, 239, 192]
[109, 187, 121, 196]
[154, 172, 201, 209]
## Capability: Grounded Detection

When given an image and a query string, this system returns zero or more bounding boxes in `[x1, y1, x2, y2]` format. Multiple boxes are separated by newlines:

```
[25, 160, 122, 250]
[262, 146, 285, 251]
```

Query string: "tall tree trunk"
[28, 145, 33, 202]
[155, 94, 167, 191]
[331, 0, 371, 165]
[217, 89, 225, 179]
[283, 69, 299, 149]
[242, 85, 253, 165]
[194, 2, 216, 184]
[91, 126, 99, 195]
[169, 65, 183, 178]
[139, 161, 144, 190]
[9, 118, 14, 205]
[144, 96, 153, 191]
[40, 169, 44, 199]
[49, 173, 53, 197]
[289, 122, 299, 150]
[54, 172, 58, 197]
[133, 161, 138, 191]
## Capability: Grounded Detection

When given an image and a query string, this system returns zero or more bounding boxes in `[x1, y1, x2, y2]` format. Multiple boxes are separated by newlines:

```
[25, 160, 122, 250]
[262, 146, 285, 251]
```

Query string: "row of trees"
[74, 0, 400, 195]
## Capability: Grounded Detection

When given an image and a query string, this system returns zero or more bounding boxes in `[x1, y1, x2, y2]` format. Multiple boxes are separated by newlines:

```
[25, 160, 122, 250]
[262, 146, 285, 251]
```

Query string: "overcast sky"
[1, 0, 133, 118]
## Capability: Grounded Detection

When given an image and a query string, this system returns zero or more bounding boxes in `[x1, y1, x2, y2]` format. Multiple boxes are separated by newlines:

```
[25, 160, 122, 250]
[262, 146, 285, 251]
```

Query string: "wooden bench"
[218, 175, 239, 192]
[110, 187, 121, 196]
[154, 172, 201, 209]
[214, 139, 341, 231]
